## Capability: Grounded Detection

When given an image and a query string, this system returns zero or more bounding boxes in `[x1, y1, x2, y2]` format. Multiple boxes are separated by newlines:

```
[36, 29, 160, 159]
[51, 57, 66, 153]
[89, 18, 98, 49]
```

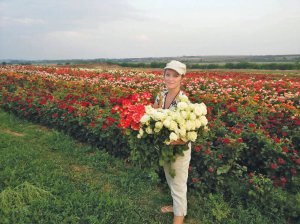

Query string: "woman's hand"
[170, 139, 186, 145]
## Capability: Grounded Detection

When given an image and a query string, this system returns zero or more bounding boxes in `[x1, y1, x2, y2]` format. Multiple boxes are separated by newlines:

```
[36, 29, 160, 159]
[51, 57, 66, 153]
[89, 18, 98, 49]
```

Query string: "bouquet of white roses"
[139, 95, 208, 143]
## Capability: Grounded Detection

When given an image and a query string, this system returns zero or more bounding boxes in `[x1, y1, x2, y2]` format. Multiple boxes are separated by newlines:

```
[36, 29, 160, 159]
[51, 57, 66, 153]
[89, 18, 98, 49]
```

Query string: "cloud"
[0, 16, 46, 26]
[0, 0, 300, 59]
[131, 34, 151, 42]
[44, 30, 92, 40]
[0, 0, 146, 29]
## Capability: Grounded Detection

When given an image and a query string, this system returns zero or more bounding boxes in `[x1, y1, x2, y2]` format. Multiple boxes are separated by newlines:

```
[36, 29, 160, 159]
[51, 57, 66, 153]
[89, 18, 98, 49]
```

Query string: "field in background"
[70, 63, 300, 77]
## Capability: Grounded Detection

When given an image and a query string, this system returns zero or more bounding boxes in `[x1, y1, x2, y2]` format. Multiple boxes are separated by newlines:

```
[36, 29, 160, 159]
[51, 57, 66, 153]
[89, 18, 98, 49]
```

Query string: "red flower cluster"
[117, 93, 152, 131]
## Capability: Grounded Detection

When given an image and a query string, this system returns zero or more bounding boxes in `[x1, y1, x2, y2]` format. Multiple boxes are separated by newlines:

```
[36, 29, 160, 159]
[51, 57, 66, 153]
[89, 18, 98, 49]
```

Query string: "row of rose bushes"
[0, 65, 299, 196]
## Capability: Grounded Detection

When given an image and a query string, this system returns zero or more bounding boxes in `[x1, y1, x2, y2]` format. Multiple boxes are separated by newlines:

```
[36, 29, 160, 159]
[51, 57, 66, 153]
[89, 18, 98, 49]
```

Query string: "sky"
[0, 0, 300, 60]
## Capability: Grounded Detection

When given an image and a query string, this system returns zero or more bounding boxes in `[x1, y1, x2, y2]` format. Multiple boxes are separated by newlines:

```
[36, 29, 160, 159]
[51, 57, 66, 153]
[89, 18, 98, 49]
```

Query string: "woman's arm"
[170, 139, 187, 145]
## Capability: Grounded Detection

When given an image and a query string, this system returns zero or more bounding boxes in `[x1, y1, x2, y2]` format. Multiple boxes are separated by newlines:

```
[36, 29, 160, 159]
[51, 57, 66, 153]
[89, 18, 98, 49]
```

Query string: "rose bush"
[0, 65, 299, 193]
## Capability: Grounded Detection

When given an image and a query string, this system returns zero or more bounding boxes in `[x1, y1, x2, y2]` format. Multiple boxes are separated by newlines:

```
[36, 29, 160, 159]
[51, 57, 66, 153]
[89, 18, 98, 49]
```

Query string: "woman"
[153, 60, 191, 224]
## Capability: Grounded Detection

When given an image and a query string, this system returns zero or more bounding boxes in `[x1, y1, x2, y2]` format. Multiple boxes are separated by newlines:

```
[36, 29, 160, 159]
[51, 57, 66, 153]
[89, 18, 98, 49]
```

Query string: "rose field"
[0, 65, 300, 223]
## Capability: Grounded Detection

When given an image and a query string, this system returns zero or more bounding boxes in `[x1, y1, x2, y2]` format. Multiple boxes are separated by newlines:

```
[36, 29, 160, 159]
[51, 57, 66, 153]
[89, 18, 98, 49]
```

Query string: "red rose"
[229, 106, 237, 112]
[81, 101, 89, 107]
[204, 149, 211, 155]
[111, 105, 120, 114]
[275, 138, 281, 143]
[278, 158, 285, 165]
[271, 163, 277, 169]
[223, 138, 230, 144]
[281, 147, 289, 153]
[39, 98, 47, 105]
[192, 178, 199, 183]
[248, 123, 255, 128]
[237, 138, 243, 143]
[131, 122, 140, 131]
[280, 177, 287, 184]
[194, 145, 202, 153]
[290, 168, 297, 175]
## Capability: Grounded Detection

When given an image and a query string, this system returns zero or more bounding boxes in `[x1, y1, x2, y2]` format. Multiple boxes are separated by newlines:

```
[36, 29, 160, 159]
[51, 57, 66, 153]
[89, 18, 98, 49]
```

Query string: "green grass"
[0, 109, 284, 224]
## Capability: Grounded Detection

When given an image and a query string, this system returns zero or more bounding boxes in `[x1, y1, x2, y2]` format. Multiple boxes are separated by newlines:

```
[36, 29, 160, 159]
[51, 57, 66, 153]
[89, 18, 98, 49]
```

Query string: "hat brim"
[164, 67, 183, 76]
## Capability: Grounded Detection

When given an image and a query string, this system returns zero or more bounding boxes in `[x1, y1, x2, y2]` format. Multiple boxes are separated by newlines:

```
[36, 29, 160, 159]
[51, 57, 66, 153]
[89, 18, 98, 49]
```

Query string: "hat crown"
[164, 60, 186, 76]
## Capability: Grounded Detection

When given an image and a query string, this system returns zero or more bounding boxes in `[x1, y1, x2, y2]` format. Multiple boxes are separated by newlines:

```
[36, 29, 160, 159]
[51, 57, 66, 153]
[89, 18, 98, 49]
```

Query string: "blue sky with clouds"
[0, 0, 299, 59]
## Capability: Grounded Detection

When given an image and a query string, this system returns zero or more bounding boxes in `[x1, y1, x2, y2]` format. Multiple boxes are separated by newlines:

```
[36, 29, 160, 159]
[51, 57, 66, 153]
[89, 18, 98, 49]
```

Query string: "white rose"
[154, 128, 161, 133]
[199, 102, 207, 115]
[187, 131, 197, 142]
[185, 120, 191, 131]
[152, 111, 163, 121]
[186, 120, 196, 130]
[179, 95, 189, 103]
[155, 121, 163, 129]
[191, 120, 197, 130]
[140, 114, 150, 124]
[177, 102, 188, 110]
[160, 111, 168, 121]
[179, 122, 186, 130]
[171, 111, 179, 121]
[145, 105, 153, 114]
[180, 111, 187, 119]
[200, 116, 208, 126]
[146, 126, 153, 134]
[163, 119, 171, 128]
[189, 104, 196, 111]
[195, 119, 202, 128]
[179, 128, 187, 138]
[169, 132, 178, 141]
[194, 104, 203, 116]
[166, 115, 172, 120]
[169, 120, 178, 131]
[177, 116, 185, 126]
[189, 112, 196, 120]
[139, 128, 144, 136]
[185, 111, 191, 119]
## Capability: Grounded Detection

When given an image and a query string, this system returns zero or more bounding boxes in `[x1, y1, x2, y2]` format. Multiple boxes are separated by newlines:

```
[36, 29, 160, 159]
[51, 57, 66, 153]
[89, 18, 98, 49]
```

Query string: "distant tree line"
[2, 60, 300, 70]
[189, 62, 300, 70]
[112, 61, 300, 70]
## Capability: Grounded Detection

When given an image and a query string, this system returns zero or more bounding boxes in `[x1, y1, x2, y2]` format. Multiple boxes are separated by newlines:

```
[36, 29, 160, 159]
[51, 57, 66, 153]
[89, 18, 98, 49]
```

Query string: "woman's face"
[164, 69, 182, 90]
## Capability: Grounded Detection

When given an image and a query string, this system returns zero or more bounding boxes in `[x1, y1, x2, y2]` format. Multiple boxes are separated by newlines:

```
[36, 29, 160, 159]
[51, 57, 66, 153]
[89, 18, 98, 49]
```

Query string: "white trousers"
[163, 142, 191, 216]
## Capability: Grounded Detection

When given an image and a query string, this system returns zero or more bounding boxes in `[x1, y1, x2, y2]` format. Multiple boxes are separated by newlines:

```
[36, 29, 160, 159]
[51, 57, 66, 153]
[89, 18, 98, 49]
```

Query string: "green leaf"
[217, 165, 231, 175]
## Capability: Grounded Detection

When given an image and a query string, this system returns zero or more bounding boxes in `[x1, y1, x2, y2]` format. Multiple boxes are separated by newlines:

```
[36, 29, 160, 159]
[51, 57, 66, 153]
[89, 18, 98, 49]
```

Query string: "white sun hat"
[164, 60, 187, 76]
